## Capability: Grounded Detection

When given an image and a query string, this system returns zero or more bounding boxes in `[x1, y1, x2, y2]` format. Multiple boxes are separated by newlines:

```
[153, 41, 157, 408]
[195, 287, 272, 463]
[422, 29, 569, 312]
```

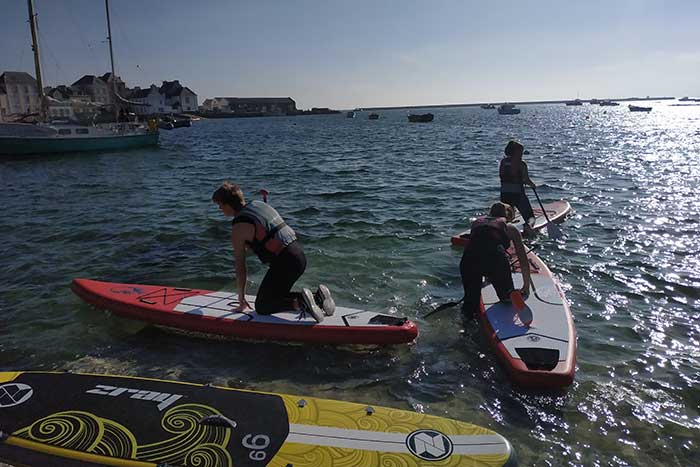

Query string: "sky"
[1, 0, 699, 109]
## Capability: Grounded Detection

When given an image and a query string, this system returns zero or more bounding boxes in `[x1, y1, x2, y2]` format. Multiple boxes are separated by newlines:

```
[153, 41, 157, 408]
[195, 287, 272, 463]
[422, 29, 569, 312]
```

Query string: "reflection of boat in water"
[0, 0, 158, 156]
[599, 100, 619, 106]
[480, 104, 496, 109]
[346, 111, 356, 118]
[629, 105, 652, 112]
[368, 113, 379, 120]
[565, 99, 583, 106]
[407, 113, 434, 122]
[497, 103, 520, 115]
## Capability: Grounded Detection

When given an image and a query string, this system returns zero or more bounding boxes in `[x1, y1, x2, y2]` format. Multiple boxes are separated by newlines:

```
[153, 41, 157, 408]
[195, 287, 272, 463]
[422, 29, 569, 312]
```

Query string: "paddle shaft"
[530, 186, 553, 224]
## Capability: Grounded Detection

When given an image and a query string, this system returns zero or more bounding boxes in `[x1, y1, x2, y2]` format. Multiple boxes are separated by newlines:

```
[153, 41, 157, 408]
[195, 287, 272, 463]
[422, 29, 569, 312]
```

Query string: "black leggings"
[255, 242, 307, 315]
[501, 190, 535, 223]
[460, 247, 514, 318]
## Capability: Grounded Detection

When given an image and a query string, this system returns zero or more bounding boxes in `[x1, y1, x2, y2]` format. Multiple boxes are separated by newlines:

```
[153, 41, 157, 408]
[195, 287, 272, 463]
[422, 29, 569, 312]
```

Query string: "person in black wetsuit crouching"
[212, 182, 334, 322]
[460, 202, 532, 319]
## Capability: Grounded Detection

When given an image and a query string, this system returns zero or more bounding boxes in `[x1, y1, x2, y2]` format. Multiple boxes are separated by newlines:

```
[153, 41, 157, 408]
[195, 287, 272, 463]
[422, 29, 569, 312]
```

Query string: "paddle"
[259, 189, 269, 203]
[530, 186, 563, 240]
[423, 245, 537, 319]
[510, 290, 533, 326]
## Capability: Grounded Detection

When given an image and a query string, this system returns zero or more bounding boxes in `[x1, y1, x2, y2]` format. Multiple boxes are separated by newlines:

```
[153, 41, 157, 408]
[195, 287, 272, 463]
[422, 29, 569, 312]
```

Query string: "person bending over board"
[460, 202, 531, 318]
[212, 182, 334, 322]
[499, 140, 537, 237]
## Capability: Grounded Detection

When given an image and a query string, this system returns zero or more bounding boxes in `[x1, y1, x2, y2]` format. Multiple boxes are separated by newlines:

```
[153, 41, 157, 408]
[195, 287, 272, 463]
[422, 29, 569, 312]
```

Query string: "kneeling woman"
[212, 182, 333, 322]
[460, 202, 531, 318]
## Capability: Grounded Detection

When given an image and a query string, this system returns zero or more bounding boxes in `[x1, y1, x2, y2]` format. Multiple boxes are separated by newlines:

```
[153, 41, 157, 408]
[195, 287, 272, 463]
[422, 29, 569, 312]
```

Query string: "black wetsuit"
[233, 201, 306, 315]
[460, 216, 514, 318]
[499, 157, 535, 223]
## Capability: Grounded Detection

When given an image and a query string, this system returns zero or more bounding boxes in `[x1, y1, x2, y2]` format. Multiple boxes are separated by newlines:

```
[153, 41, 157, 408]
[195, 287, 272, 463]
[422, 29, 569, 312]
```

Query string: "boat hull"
[0, 132, 159, 155]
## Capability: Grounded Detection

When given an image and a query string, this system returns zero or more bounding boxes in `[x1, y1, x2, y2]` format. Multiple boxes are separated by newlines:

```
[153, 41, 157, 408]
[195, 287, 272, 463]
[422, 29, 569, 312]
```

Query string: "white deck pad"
[174, 291, 394, 327]
[481, 265, 572, 361]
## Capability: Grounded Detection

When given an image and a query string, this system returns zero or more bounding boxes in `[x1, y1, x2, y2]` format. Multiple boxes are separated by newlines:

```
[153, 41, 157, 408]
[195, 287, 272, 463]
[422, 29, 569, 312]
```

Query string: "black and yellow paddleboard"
[0, 372, 516, 467]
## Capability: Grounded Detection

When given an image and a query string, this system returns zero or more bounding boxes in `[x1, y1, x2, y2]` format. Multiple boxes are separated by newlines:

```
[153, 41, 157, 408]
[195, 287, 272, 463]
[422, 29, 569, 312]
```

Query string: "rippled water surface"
[2, 103, 699, 466]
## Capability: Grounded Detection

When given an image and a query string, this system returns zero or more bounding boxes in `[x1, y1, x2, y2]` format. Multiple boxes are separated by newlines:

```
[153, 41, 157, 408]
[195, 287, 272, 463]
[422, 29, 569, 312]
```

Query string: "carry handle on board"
[199, 414, 237, 429]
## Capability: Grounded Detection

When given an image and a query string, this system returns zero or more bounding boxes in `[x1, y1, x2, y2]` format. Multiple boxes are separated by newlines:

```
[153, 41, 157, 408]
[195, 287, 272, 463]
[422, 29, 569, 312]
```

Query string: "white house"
[129, 85, 167, 115]
[159, 80, 198, 112]
[0, 71, 41, 121]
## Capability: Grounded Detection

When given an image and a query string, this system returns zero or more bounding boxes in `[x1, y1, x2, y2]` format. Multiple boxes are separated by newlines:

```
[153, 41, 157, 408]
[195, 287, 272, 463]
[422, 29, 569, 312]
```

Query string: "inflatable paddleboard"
[451, 200, 570, 247]
[71, 279, 418, 345]
[0, 371, 517, 467]
[479, 249, 576, 388]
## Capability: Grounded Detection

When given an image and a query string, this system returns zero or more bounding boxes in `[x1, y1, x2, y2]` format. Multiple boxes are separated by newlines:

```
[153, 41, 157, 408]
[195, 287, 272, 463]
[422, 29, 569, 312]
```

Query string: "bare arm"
[506, 224, 532, 294]
[521, 162, 536, 188]
[231, 222, 254, 310]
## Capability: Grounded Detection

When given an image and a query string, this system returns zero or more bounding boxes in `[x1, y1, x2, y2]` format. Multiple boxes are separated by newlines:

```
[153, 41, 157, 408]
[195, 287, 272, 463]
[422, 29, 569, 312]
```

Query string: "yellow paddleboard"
[0, 372, 515, 467]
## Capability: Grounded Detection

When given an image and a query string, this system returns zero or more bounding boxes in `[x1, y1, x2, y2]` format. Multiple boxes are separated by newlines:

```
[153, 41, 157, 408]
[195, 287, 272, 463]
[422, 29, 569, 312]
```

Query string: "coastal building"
[0, 71, 41, 121]
[71, 75, 114, 105]
[128, 84, 166, 115]
[201, 97, 297, 115]
[159, 80, 198, 113]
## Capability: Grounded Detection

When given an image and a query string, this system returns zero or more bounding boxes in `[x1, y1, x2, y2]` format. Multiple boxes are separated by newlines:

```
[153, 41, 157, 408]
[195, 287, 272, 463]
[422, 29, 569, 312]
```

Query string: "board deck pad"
[451, 200, 570, 247]
[71, 279, 418, 345]
[0, 372, 516, 467]
[479, 248, 576, 388]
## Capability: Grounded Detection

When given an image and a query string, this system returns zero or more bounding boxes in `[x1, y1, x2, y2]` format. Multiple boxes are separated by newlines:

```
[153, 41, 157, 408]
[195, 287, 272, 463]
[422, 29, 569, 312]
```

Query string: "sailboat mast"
[104, 0, 119, 121]
[26, 0, 45, 111]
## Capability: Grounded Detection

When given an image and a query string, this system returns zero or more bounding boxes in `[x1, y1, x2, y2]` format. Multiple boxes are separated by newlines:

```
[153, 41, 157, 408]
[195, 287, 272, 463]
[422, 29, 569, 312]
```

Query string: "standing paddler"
[499, 140, 537, 237]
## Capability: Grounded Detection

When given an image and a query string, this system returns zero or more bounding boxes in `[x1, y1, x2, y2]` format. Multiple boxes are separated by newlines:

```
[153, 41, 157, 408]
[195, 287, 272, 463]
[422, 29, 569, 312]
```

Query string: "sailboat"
[0, 0, 158, 156]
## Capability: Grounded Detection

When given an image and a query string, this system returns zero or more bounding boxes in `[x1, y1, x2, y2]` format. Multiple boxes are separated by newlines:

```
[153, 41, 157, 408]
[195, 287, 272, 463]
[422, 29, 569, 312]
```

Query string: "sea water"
[1, 103, 699, 466]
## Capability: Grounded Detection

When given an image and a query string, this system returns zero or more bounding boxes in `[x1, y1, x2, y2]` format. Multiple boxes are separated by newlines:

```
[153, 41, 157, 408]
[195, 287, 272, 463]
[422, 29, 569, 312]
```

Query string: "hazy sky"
[2, 0, 698, 109]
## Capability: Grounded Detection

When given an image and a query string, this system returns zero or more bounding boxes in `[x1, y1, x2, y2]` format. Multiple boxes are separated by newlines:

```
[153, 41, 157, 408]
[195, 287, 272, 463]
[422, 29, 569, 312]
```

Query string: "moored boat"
[565, 99, 583, 106]
[407, 113, 434, 122]
[599, 100, 619, 106]
[368, 113, 379, 119]
[497, 103, 520, 115]
[346, 111, 356, 118]
[629, 104, 652, 112]
[0, 0, 158, 156]
[0, 121, 158, 155]
[480, 104, 496, 109]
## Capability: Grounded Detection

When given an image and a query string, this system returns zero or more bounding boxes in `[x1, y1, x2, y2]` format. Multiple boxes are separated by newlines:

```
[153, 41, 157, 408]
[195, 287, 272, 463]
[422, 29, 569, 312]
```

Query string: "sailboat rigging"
[0, 0, 159, 155]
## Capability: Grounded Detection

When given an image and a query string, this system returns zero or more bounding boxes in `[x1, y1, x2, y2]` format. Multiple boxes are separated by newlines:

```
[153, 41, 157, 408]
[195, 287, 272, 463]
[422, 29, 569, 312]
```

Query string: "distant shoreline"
[361, 96, 676, 111]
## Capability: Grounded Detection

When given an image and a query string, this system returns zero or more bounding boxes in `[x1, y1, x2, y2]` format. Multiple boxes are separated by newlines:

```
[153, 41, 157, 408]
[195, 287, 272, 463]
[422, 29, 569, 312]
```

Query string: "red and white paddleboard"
[479, 249, 576, 389]
[451, 200, 571, 247]
[71, 279, 418, 345]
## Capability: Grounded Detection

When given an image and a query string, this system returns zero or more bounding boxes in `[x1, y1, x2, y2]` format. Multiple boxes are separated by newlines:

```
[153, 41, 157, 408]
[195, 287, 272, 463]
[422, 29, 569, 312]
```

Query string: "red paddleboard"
[71, 279, 418, 345]
[451, 200, 571, 247]
[479, 249, 576, 389]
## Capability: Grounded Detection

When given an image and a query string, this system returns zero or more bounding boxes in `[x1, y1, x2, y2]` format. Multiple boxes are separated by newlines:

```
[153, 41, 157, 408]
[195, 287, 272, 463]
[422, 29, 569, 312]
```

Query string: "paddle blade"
[518, 306, 533, 327]
[510, 290, 533, 327]
[510, 290, 526, 311]
[546, 221, 563, 240]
